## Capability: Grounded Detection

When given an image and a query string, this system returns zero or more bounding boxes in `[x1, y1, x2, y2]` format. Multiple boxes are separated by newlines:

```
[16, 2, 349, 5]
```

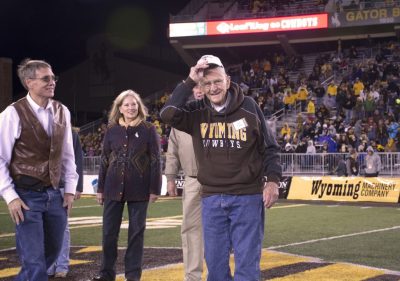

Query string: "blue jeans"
[47, 223, 70, 275]
[14, 187, 67, 281]
[202, 194, 264, 281]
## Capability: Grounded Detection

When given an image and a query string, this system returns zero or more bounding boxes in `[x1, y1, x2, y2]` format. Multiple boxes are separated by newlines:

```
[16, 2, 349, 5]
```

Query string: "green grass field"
[1, 197, 399, 273]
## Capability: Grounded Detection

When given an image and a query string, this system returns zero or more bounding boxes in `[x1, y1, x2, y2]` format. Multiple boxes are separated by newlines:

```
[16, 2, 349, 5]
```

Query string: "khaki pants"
[182, 176, 203, 281]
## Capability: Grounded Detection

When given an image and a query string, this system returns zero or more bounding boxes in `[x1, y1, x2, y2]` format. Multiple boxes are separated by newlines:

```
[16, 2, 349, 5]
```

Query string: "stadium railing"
[83, 152, 400, 177]
[280, 152, 400, 177]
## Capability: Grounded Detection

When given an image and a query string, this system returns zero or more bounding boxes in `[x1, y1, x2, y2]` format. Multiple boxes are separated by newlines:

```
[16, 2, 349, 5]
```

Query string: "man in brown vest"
[0, 59, 78, 281]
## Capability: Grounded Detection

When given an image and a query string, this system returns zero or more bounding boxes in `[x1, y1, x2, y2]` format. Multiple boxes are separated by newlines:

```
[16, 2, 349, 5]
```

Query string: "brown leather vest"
[10, 97, 66, 187]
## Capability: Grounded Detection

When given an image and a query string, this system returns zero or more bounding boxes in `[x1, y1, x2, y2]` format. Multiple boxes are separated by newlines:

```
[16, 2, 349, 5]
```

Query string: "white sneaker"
[54, 271, 68, 278]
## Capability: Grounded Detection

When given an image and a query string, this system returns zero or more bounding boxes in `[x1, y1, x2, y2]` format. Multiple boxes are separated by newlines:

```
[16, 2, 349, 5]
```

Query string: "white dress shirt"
[0, 94, 78, 204]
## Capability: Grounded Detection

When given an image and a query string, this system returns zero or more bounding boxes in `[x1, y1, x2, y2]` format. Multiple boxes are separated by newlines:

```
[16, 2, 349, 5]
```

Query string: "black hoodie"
[160, 79, 282, 196]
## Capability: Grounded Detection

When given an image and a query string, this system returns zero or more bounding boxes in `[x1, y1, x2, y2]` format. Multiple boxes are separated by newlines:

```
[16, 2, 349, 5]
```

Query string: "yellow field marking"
[138, 250, 396, 281]
[139, 250, 311, 280]
[146, 225, 179, 229]
[80, 195, 96, 198]
[271, 204, 308, 209]
[75, 246, 102, 253]
[140, 263, 207, 281]
[270, 263, 386, 281]
[155, 197, 178, 201]
[0, 267, 19, 278]
[0, 260, 92, 279]
[0, 233, 14, 238]
[0, 257, 6, 261]
[1, 249, 397, 280]
[260, 250, 311, 270]
[69, 259, 92, 265]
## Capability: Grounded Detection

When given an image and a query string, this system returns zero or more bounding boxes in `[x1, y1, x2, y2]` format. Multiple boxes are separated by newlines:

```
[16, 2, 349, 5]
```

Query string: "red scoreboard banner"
[169, 13, 328, 37]
[207, 13, 328, 35]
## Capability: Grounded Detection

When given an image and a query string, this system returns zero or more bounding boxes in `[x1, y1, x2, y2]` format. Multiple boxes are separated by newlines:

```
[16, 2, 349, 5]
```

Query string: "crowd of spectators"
[79, 92, 172, 157]
[78, 40, 400, 167]
[276, 41, 400, 164]
[235, 0, 400, 23]
[237, 0, 327, 15]
[219, 40, 400, 161]
[79, 123, 107, 156]
[334, 0, 400, 12]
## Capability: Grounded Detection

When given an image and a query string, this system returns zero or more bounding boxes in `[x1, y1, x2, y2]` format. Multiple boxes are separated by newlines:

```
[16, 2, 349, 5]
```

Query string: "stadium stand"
[77, 0, 400, 177]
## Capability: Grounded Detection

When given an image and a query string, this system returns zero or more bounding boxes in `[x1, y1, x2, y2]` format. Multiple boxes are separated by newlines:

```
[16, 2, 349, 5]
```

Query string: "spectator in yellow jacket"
[327, 81, 337, 96]
[352, 77, 364, 97]
[297, 83, 308, 111]
[280, 123, 291, 141]
[283, 91, 296, 112]
[307, 98, 316, 121]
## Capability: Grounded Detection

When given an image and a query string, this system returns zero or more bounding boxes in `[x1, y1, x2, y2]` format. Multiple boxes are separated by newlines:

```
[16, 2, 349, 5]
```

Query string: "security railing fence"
[83, 156, 102, 174]
[280, 152, 400, 177]
[83, 152, 400, 177]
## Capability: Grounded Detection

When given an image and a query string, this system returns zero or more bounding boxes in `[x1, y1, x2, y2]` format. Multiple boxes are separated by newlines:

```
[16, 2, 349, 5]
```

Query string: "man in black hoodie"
[161, 55, 282, 281]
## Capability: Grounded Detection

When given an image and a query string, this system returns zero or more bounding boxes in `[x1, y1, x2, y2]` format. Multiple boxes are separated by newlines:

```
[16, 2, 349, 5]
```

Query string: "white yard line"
[271, 204, 308, 209]
[71, 205, 100, 209]
[268, 225, 400, 250]
[0, 247, 15, 252]
[0, 233, 15, 238]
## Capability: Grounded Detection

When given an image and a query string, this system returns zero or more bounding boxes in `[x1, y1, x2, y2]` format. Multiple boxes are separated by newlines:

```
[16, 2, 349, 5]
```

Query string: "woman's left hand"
[149, 194, 158, 203]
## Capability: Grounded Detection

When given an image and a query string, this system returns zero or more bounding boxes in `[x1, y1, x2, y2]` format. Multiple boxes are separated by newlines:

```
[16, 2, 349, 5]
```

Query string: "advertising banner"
[288, 176, 400, 203]
[279, 176, 292, 199]
[169, 13, 328, 37]
[206, 13, 328, 35]
[168, 175, 292, 198]
[329, 7, 400, 28]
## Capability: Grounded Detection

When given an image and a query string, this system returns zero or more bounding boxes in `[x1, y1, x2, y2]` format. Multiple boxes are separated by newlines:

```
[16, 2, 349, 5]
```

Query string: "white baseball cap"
[198, 55, 224, 68]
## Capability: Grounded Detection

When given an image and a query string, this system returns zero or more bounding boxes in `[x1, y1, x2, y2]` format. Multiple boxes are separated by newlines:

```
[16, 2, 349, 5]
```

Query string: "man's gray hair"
[17, 58, 52, 90]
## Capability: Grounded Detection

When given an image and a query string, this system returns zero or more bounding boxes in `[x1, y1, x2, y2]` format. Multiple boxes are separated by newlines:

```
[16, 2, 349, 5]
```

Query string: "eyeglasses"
[30, 75, 59, 83]
[201, 79, 224, 90]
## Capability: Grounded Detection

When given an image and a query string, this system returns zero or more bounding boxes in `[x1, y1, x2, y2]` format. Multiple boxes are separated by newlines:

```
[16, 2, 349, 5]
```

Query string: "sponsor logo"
[311, 179, 397, 200]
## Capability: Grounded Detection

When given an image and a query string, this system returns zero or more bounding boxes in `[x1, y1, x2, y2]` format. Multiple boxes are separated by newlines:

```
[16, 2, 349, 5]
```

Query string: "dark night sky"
[0, 0, 190, 86]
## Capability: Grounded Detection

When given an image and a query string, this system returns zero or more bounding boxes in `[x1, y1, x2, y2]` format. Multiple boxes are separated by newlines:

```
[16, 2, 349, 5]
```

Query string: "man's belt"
[16, 185, 52, 192]
[14, 175, 52, 192]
